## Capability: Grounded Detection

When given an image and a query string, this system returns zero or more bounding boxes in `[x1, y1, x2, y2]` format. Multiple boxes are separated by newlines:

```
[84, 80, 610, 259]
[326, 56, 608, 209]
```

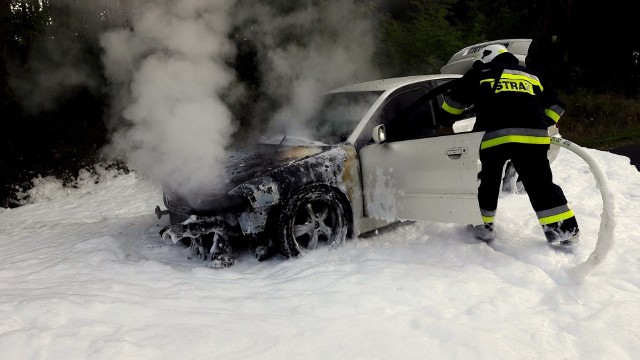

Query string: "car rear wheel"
[272, 186, 348, 258]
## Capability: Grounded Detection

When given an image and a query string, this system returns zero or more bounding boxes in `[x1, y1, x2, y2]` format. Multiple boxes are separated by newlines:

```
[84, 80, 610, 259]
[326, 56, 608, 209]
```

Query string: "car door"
[358, 84, 483, 224]
[359, 133, 483, 224]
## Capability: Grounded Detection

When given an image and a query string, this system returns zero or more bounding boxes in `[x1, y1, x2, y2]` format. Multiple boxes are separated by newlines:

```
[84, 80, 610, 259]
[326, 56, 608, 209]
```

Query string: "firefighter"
[439, 44, 580, 247]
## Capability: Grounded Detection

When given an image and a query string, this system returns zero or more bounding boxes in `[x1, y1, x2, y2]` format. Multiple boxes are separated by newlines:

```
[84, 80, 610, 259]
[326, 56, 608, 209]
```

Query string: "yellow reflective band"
[443, 101, 464, 115]
[545, 108, 561, 123]
[501, 73, 543, 90]
[481, 135, 550, 149]
[496, 80, 535, 94]
[482, 215, 495, 224]
[481, 73, 542, 95]
[538, 210, 575, 225]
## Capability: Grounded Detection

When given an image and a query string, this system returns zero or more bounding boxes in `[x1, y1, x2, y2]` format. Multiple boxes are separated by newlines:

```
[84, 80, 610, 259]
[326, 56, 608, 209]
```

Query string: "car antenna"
[279, 135, 287, 145]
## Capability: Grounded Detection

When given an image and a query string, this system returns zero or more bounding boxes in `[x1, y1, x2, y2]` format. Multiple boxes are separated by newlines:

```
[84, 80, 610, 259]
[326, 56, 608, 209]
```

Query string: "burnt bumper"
[159, 215, 227, 244]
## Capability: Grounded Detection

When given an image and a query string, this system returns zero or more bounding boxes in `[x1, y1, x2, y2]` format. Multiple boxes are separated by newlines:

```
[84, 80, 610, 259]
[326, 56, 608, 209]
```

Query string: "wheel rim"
[292, 199, 336, 250]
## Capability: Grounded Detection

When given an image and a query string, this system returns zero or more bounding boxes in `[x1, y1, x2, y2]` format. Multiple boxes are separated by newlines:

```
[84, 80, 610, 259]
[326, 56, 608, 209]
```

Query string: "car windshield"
[307, 91, 383, 144]
[260, 90, 383, 146]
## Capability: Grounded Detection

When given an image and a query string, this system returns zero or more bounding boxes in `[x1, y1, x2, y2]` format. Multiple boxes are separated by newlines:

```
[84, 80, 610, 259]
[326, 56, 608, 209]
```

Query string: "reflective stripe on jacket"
[481, 128, 550, 149]
[441, 53, 565, 144]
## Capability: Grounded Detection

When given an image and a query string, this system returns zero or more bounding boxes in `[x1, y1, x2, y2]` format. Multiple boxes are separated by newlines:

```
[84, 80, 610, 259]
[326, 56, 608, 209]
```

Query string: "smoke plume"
[101, 0, 238, 197]
[234, 0, 380, 135]
[101, 0, 380, 198]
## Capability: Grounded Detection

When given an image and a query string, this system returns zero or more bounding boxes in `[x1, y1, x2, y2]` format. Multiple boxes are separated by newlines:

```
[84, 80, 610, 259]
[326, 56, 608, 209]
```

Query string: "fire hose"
[550, 137, 617, 282]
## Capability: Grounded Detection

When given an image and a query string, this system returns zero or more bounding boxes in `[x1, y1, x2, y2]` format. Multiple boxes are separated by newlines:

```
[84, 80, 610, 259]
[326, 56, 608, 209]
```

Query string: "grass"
[559, 91, 640, 149]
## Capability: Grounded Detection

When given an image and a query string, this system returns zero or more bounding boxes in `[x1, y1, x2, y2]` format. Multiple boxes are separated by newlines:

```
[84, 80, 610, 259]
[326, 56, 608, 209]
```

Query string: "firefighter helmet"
[475, 44, 508, 64]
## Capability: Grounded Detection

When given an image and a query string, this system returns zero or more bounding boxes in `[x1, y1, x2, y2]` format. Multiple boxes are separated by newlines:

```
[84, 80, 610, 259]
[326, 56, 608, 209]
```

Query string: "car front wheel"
[272, 186, 348, 258]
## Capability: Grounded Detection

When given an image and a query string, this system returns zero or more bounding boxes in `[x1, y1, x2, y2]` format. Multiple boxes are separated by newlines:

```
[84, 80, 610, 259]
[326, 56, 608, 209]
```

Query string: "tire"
[271, 186, 348, 258]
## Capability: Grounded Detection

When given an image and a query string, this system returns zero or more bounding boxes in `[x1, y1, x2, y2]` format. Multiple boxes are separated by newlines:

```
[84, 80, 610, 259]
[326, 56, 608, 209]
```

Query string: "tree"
[376, 0, 545, 76]
[378, 0, 465, 76]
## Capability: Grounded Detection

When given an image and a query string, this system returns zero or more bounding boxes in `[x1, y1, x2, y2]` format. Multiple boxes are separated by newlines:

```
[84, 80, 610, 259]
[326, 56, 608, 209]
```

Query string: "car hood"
[224, 144, 331, 189]
[163, 143, 347, 214]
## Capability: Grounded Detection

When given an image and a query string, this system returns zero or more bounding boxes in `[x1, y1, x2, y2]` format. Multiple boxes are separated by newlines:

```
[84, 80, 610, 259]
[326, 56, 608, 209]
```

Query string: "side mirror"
[372, 124, 387, 143]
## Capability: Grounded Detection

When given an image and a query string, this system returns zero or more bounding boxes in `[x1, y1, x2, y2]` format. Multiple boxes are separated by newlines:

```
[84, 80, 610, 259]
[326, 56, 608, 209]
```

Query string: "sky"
[0, 145, 639, 359]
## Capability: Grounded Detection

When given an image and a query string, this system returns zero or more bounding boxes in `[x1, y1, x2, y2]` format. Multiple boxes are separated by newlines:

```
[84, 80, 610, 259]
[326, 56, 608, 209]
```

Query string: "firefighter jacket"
[441, 52, 565, 150]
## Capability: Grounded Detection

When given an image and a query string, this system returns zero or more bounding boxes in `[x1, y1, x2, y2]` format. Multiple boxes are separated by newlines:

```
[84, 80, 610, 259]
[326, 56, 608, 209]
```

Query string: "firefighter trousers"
[478, 143, 579, 242]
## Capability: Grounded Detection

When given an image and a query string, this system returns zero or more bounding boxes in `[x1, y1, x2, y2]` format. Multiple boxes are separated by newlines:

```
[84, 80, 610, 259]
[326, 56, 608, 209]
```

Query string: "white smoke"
[101, 0, 238, 197]
[101, 0, 380, 198]
[235, 0, 380, 135]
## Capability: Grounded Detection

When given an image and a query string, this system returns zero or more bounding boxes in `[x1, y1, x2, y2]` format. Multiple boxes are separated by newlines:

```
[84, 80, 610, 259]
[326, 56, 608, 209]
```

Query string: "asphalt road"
[609, 143, 640, 171]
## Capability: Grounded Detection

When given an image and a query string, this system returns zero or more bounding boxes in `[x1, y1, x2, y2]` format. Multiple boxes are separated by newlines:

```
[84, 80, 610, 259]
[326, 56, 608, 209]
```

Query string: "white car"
[157, 73, 561, 266]
[440, 38, 532, 74]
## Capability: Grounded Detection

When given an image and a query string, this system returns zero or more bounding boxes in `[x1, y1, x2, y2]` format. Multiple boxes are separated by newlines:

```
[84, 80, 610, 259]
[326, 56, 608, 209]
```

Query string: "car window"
[376, 87, 439, 142]
[309, 91, 383, 144]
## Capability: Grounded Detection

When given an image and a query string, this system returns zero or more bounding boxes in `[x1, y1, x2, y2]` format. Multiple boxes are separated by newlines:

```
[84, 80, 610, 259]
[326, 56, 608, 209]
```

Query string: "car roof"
[441, 38, 531, 74]
[329, 74, 461, 93]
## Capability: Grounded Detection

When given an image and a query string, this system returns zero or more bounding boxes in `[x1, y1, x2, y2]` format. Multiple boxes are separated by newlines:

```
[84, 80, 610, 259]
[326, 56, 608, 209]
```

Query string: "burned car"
[156, 74, 561, 267]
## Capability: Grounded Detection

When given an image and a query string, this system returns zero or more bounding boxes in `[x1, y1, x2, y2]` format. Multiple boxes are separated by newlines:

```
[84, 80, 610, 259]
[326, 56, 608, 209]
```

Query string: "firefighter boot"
[543, 219, 580, 249]
[467, 223, 496, 241]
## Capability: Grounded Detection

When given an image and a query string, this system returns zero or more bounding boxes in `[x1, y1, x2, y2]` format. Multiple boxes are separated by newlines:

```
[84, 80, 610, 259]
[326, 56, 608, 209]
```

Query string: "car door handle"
[446, 147, 468, 159]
